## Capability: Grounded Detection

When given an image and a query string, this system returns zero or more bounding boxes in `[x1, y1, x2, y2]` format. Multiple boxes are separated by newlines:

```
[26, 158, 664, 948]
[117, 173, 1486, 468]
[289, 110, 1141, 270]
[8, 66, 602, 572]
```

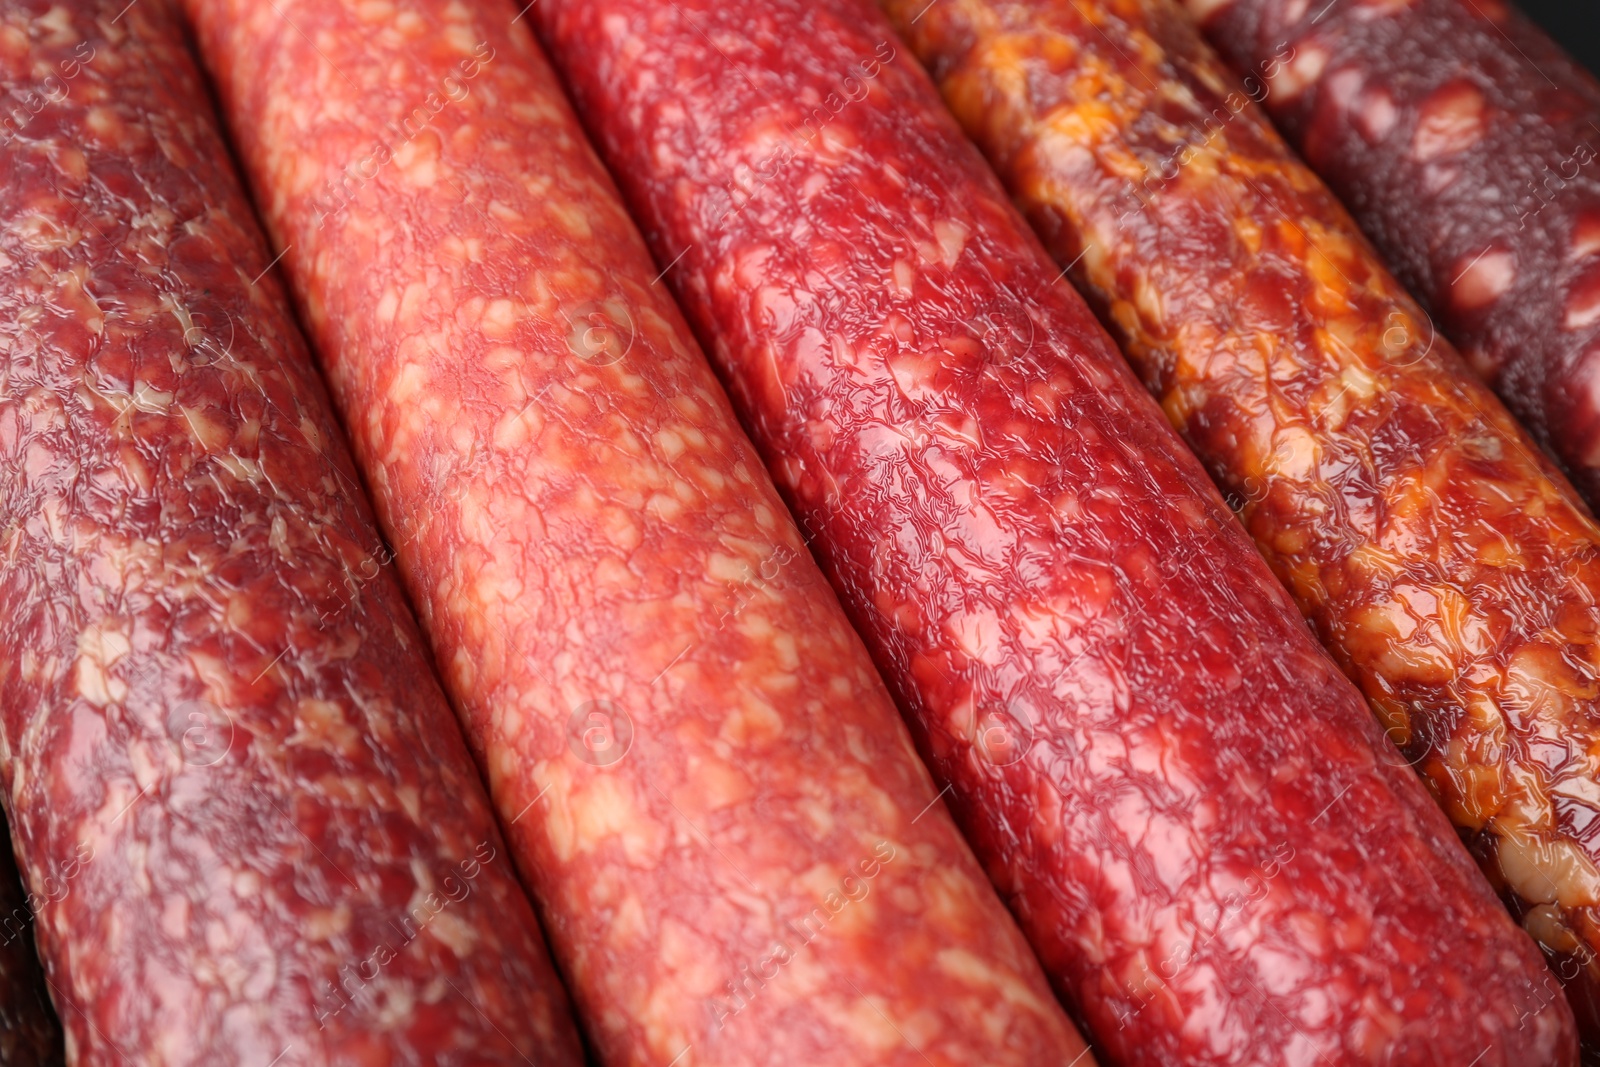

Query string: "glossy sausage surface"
[183, 0, 1094, 1064]
[532, 0, 1575, 1062]
[1186, 0, 1600, 507]
[883, 0, 1600, 1043]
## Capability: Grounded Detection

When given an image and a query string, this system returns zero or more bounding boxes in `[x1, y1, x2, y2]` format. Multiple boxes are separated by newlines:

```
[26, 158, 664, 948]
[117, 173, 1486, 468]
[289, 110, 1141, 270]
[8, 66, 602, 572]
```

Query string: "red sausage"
[0, 820, 60, 1066]
[532, 0, 1575, 1063]
[882, 0, 1600, 1047]
[0, 1, 584, 1062]
[1185, 0, 1600, 509]
[182, 0, 1095, 1064]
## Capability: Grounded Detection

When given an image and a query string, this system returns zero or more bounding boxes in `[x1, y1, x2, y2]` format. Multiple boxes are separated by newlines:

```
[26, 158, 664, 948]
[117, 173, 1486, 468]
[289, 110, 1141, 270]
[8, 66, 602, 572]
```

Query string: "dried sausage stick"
[0, 1, 586, 1062]
[181, 0, 1094, 1064]
[1185, 0, 1600, 509]
[530, 0, 1576, 1063]
[883, 0, 1600, 1042]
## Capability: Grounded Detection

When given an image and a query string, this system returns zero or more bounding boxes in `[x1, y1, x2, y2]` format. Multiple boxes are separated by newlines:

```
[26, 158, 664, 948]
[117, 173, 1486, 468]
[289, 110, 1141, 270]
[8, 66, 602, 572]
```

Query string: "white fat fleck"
[84, 106, 119, 140]
[1570, 218, 1600, 262]
[1359, 89, 1400, 141]
[269, 514, 293, 559]
[443, 20, 478, 56]
[393, 134, 440, 188]
[426, 908, 479, 958]
[1267, 427, 1319, 482]
[397, 281, 429, 325]
[891, 258, 915, 296]
[938, 946, 1027, 1000]
[179, 405, 231, 453]
[375, 285, 400, 324]
[932, 218, 970, 268]
[1452, 249, 1515, 311]
[74, 620, 131, 707]
[947, 609, 1004, 662]
[1567, 283, 1600, 331]
[210, 454, 265, 485]
[1270, 44, 1328, 102]
[1412, 84, 1486, 162]
[1498, 832, 1600, 908]
[37, 5, 74, 38]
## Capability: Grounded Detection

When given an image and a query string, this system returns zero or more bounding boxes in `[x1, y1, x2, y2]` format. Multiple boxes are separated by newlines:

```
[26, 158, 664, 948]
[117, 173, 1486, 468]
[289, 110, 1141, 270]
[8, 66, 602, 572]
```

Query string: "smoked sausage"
[0, 1, 585, 1062]
[882, 0, 1600, 1042]
[529, 0, 1578, 1063]
[182, 0, 1095, 1064]
[1186, 0, 1600, 509]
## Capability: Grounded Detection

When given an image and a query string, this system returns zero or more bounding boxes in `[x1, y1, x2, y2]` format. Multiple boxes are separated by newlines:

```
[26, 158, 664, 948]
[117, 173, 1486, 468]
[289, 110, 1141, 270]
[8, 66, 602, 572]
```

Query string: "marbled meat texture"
[0, 1, 585, 1063]
[529, 0, 1577, 1064]
[884, 0, 1600, 1045]
[1187, 0, 1600, 510]
[181, 0, 1096, 1065]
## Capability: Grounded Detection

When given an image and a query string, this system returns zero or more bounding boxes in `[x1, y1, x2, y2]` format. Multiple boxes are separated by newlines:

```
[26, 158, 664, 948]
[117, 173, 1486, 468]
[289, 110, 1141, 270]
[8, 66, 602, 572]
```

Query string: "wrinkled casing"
[0, 1, 584, 1062]
[533, 0, 1573, 1063]
[183, 0, 1094, 1064]
[1188, 0, 1600, 509]
[887, 0, 1600, 1050]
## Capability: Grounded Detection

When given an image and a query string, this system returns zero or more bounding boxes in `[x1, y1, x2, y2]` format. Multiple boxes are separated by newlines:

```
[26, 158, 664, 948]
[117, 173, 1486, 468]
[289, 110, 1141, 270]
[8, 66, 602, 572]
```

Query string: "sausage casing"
[532, 0, 1577, 1062]
[183, 0, 1095, 1064]
[0, 1, 585, 1062]
[1186, 0, 1600, 507]
[885, 0, 1600, 1048]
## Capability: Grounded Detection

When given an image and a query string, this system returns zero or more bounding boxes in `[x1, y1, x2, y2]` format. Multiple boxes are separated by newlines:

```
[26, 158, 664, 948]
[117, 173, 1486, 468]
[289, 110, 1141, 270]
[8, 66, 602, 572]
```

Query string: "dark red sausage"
[1186, 0, 1600, 509]
[0, 1, 584, 1062]
[0, 818, 60, 1067]
[532, 0, 1574, 1063]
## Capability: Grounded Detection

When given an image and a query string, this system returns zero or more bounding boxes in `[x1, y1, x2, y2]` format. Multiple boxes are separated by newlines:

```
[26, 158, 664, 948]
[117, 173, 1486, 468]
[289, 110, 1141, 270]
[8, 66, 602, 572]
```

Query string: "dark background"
[1517, 0, 1599, 76]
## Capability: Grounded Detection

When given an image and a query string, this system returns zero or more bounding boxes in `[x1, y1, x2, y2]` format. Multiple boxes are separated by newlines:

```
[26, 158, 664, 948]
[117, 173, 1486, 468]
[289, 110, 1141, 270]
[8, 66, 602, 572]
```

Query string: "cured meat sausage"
[889, 0, 1600, 1043]
[529, 0, 1576, 1063]
[0, 817, 61, 1066]
[0, 1, 585, 1062]
[881, 0, 1600, 1041]
[1185, 0, 1600, 509]
[182, 0, 1093, 1064]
